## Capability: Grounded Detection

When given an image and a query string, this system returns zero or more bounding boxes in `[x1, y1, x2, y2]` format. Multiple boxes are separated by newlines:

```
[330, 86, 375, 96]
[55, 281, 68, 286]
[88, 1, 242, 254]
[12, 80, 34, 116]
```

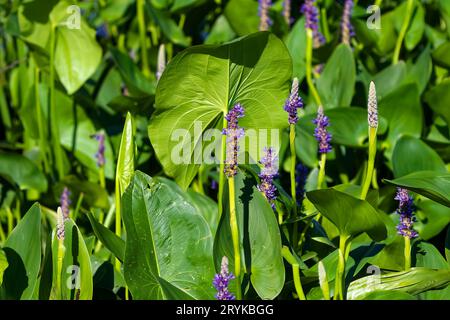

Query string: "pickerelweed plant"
[2, 0, 450, 303]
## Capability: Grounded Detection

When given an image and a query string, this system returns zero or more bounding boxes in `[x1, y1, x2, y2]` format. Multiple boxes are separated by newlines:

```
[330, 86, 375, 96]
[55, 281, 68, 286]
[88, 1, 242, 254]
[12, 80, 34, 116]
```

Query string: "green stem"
[72, 192, 84, 222]
[306, 28, 323, 107]
[49, 24, 64, 179]
[317, 153, 327, 189]
[217, 117, 227, 219]
[404, 236, 411, 270]
[99, 166, 106, 189]
[334, 235, 350, 300]
[361, 127, 377, 199]
[392, 0, 414, 65]
[228, 177, 242, 300]
[0, 221, 5, 242]
[320, 8, 330, 42]
[375, 0, 383, 8]
[35, 67, 49, 173]
[137, 0, 150, 77]
[293, 264, 307, 300]
[6, 208, 13, 234]
[290, 124, 300, 247]
[56, 238, 65, 299]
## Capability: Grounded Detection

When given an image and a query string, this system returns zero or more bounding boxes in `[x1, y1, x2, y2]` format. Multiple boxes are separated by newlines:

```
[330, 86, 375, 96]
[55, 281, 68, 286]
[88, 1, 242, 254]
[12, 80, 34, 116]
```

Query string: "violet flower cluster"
[284, 78, 304, 125]
[368, 81, 378, 128]
[394, 188, 418, 239]
[60, 187, 71, 220]
[341, 0, 355, 45]
[313, 106, 332, 154]
[223, 104, 245, 178]
[91, 132, 105, 167]
[213, 256, 235, 300]
[301, 0, 325, 48]
[258, 0, 272, 31]
[258, 147, 279, 210]
[295, 163, 309, 206]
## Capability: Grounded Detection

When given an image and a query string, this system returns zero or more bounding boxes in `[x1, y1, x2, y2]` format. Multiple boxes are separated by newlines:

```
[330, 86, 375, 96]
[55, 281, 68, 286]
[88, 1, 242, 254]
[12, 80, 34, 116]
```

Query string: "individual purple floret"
[258, 0, 272, 31]
[213, 256, 235, 300]
[95, 24, 109, 39]
[301, 0, 325, 48]
[295, 163, 309, 206]
[258, 147, 279, 210]
[313, 106, 332, 154]
[223, 104, 245, 178]
[60, 187, 71, 220]
[91, 132, 105, 168]
[284, 78, 304, 125]
[341, 0, 355, 45]
[394, 188, 418, 239]
[283, 0, 293, 25]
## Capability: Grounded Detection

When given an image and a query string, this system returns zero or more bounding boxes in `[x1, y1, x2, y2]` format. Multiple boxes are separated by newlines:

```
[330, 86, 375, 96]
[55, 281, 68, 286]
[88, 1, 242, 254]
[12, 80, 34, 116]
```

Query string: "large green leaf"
[432, 41, 450, 69]
[149, 32, 292, 189]
[0, 203, 41, 299]
[50, 1, 102, 94]
[316, 44, 356, 109]
[122, 171, 215, 300]
[0, 152, 47, 192]
[285, 18, 306, 82]
[415, 199, 450, 241]
[214, 170, 285, 299]
[392, 136, 447, 178]
[347, 267, 450, 300]
[405, 2, 425, 51]
[306, 188, 387, 241]
[378, 83, 423, 158]
[224, 0, 259, 36]
[414, 242, 450, 300]
[424, 79, 450, 130]
[51, 218, 93, 300]
[384, 171, 450, 208]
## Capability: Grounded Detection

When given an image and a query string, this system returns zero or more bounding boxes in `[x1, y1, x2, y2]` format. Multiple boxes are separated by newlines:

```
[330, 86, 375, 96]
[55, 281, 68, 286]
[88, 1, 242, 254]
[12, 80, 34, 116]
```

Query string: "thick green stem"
[228, 177, 242, 300]
[404, 236, 411, 270]
[49, 25, 64, 179]
[72, 192, 84, 222]
[361, 127, 377, 199]
[218, 117, 227, 219]
[290, 124, 300, 247]
[56, 238, 65, 299]
[317, 153, 327, 189]
[35, 67, 49, 173]
[282, 247, 306, 300]
[320, 8, 330, 42]
[306, 29, 323, 107]
[334, 235, 350, 300]
[392, 0, 414, 65]
[99, 166, 106, 189]
[137, 0, 150, 77]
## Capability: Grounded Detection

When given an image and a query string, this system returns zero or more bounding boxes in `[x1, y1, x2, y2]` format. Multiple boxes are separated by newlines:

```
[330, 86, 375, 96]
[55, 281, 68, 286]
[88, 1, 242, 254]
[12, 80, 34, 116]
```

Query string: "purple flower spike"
[223, 104, 245, 178]
[91, 132, 105, 168]
[213, 256, 235, 300]
[283, 0, 293, 26]
[60, 187, 71, 220]
[295, 163, 309, 206]
[394, 188, 418, 239]
[368, 81, 378, 128]
[313, 106, 332, 154]
[258, 0, 272, 31]
[301, 0, 325, 48]
[258, 147, 279, 210]
[284, 78, 304, 125]
[341, 0, 355, 45]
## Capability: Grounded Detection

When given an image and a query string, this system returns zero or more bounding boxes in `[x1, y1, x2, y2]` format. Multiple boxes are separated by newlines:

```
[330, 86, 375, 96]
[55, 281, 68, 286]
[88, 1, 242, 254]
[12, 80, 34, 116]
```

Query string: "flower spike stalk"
[55, 207, 66, 299]
[395, 188, 418, 270]
[258, 0, 272, 31]
[302, 0, 324, 107]
[92, 132, 106, 188]
[281, 246, 306, 300]
[360, 81, 378, 199]
[392, 0, 414, 65]
[213, 256, 236, 300]
[222, 104, 245, 300]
